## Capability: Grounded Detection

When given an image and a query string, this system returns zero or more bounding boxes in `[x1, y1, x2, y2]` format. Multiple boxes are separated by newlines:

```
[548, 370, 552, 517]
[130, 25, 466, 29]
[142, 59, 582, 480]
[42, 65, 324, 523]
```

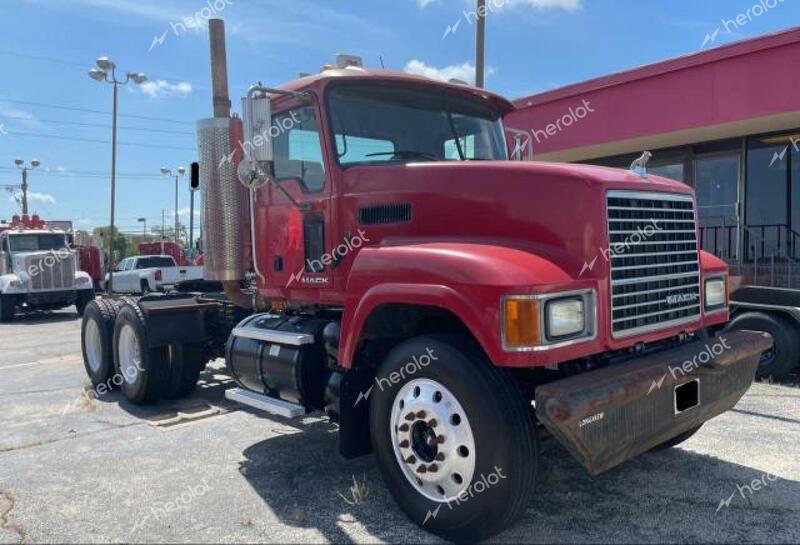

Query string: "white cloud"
[404, 60, 495, 85]
[138, 80, 193, 98]
[170, 208, 200, 218]
[9, 192, 56, 205]
[0, 102, 45, 130]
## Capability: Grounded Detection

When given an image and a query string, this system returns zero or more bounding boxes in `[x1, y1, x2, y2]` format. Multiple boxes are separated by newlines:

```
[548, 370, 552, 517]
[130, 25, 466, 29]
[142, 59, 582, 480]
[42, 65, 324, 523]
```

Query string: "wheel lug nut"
[399, 440, 410, 448]
[428, 464, 439, 473]
[436, 435, 445, 444]
[415, 410, 426, 419]
[404, 413, 415, 421]
[399, 423, 410, 432]
[417, 465, 427, 474]
[435, 453, 445, 462]
[405, 455, 416, 464]
[427, 419, 438, 428]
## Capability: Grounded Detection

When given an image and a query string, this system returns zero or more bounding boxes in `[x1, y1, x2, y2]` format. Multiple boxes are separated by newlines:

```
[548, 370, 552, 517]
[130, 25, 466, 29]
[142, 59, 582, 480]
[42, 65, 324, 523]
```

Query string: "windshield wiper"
[366, 151, 438, 161]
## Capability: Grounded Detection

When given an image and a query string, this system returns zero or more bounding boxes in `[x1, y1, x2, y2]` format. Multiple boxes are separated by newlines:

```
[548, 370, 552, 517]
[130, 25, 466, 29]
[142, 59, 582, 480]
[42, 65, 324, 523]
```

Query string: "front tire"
[369, 335, 538, 542]
[75, 290, 95, 317]
[0, 295, 15, 323]
[113, 302, 169, 405]
[725, 311, 800, 381]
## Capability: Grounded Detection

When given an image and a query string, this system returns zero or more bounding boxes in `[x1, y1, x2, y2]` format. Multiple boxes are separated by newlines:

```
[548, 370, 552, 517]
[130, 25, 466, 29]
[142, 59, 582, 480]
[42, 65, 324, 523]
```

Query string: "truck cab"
[79, 47, 773, 542]
[0, 215, 94, 321]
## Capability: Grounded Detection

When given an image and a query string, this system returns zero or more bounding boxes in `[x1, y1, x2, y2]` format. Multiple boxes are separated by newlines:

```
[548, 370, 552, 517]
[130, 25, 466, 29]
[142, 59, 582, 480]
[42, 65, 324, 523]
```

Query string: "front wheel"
[75, 290, 95, 317]
[369, 335, 538, 542]
[0, 295, 15, 323]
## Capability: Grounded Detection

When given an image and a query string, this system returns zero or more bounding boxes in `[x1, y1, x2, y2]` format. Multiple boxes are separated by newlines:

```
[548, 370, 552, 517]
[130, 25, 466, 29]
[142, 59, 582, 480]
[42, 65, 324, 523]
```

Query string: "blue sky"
[0, 0, 796, 236]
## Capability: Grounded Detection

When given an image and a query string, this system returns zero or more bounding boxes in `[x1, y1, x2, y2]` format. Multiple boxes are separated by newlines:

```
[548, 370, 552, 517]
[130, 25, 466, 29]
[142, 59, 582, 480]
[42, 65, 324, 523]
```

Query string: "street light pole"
[137, 217, 147, 237]
[13, 158, 41, 215]
[88, 57, 147, 295]
[160, 166, 185, 245]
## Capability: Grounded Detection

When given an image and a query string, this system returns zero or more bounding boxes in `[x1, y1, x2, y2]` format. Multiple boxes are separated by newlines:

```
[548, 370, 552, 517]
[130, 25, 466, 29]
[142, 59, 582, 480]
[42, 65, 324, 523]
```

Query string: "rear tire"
[369, 335, 538, 542]
[81, 299, 119, 387]
[725, 311, 800, 381]
[0, 295, 15, 323]
[75, 290, 95, 317]
[165, 343, 206, 399]
[140, 280, 152, 295]
[113, 302, 169, 405]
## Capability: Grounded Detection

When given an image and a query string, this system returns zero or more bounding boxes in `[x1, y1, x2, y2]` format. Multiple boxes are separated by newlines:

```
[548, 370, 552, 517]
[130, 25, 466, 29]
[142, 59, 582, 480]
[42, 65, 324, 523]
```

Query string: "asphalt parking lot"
[1, 309, 799, 544]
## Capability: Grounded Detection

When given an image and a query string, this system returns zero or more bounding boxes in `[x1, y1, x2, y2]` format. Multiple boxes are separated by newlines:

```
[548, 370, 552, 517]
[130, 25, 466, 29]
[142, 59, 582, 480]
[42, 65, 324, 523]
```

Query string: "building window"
[648, 161, 685, 182]
[746, 133, 798, 259]
[695, 154, 740, 260]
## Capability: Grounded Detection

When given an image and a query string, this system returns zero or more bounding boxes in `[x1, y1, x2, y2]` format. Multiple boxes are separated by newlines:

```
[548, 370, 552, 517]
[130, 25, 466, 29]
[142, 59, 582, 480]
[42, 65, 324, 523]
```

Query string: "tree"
[93, 225, 134, 262]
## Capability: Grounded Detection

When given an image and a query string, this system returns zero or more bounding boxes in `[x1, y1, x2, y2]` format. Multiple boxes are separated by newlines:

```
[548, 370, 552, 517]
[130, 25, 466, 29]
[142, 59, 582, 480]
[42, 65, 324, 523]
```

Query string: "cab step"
[225, 387, 306, 418]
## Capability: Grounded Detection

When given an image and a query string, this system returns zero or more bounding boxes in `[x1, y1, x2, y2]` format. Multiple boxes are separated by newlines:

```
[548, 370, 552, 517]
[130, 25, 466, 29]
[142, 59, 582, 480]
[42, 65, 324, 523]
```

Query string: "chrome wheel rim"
[85, 319, 103, 373]
[118, 324, 142, 385]
[390, 378, 476, 502]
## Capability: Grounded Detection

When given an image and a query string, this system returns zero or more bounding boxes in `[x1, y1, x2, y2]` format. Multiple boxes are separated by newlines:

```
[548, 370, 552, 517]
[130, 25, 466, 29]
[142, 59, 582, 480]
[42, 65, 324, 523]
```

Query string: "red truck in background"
[78, 20, 773, 541]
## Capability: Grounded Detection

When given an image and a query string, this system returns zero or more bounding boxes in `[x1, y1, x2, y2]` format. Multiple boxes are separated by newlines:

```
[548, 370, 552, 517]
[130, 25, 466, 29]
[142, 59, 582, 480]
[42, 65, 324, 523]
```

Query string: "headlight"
[75, 276, 90, 285]
[503, 290, 595, 351]
[705, 277, 727, 310]
[546, 298, 585, 338]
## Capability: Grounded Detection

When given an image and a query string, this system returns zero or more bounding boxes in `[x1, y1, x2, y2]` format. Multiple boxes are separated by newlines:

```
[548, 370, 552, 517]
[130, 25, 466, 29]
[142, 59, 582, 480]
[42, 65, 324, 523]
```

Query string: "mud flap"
[535, 330, 773, 475]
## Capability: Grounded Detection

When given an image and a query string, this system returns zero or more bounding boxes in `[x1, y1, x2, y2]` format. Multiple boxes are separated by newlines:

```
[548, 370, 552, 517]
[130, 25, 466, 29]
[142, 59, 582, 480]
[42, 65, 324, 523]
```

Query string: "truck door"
[261, 102, 335, 292]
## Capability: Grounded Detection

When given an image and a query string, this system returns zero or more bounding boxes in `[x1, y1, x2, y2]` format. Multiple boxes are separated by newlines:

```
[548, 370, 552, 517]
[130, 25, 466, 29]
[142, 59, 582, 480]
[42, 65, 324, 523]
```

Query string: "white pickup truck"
[103, 255, 204, 294]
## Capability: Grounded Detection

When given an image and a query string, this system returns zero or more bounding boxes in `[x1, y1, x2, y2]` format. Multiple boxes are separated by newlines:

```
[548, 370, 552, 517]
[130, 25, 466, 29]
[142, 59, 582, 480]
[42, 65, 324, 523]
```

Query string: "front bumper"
[535, 330, 772, 475]
[24, 289, 78, 308]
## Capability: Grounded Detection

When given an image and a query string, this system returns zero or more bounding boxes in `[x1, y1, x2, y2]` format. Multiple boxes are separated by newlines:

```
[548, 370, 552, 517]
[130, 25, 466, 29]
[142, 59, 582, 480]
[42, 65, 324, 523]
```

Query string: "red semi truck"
[79, 21, 772, 541]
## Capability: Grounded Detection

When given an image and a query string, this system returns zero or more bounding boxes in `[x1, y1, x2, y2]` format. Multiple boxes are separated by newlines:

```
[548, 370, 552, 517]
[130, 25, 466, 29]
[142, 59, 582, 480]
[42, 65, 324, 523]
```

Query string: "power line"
[4, 130, 196, 151]
[0, 114, 194, 136]
[0, 98, 194, 126]
[0, 48, 207, 91]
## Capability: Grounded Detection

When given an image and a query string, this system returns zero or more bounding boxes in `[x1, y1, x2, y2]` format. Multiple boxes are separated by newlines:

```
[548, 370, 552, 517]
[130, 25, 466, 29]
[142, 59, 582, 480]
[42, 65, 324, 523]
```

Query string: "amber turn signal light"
[504, 298, 540, 348]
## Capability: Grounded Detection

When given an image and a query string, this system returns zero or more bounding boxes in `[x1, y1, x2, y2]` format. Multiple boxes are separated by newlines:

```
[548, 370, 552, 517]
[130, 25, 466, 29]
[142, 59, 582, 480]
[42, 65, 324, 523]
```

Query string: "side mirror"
[242, 93, 274, 163]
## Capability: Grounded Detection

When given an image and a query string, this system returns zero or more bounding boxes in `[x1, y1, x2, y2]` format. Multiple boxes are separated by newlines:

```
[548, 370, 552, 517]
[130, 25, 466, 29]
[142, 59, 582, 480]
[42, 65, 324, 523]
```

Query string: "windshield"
[137, 257, 175, 269]
[9, 234, 68, 252]
[328, 84, 508, 166]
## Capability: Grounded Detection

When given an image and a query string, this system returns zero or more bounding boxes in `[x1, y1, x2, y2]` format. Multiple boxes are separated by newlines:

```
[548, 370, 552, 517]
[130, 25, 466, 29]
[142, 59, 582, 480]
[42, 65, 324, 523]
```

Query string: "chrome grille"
[25, 253, 75, 291]
[607, 191, 700, 337]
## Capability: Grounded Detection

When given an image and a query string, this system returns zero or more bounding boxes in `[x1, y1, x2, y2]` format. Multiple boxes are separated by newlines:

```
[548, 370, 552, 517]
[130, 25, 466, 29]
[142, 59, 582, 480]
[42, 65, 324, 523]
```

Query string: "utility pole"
[475, 0, 486, 88]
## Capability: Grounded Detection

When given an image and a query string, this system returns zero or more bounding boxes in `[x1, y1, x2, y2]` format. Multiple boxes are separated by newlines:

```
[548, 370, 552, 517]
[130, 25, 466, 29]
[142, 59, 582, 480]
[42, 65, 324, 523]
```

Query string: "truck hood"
[339, 161, 696, 277]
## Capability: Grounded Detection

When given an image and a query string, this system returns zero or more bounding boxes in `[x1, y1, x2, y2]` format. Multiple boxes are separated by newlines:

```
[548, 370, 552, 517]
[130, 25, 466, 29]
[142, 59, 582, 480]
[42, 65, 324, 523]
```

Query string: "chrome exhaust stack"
[197, 18, 255, 310]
